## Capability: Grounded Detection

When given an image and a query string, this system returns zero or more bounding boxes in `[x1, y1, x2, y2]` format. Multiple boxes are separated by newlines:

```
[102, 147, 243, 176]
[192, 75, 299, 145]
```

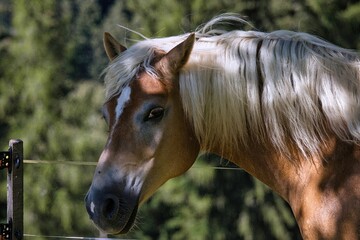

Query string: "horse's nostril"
[102, 195, 119, 221]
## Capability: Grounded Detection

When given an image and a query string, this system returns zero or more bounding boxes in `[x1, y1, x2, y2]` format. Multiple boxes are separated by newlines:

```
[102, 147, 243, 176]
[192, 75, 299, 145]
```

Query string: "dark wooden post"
[1, 139, 23, 240]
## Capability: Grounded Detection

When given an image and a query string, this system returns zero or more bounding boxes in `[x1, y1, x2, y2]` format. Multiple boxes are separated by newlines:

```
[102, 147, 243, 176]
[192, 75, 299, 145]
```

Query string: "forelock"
[103, 41, 160, 102]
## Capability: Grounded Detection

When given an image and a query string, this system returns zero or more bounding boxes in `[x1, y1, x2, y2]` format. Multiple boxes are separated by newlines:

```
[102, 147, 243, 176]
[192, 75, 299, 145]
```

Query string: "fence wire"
[23, 159, 243, 171]
[24, 234, 133, 240]
[5, 159, 242, 239]
[23, 160, 97, 166]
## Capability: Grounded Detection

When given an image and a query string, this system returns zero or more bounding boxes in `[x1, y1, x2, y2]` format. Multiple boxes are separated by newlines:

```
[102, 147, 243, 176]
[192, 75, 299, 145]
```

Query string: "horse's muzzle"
[85, 186, 138, 235]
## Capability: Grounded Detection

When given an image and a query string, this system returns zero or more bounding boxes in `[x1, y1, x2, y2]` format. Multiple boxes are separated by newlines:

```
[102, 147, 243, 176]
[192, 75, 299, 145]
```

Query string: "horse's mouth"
[118, 204, 138, 234]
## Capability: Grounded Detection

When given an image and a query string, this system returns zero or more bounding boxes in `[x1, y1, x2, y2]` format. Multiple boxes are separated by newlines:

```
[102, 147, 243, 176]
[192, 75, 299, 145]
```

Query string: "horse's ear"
[103, 32, 127, 61]
[161, 33, 195, 74]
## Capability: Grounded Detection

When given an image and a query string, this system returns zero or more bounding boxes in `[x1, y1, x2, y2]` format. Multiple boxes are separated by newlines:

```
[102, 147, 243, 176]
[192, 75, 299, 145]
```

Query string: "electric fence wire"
[24, 234, 134, 240]
[16, 159, 241, 239]
[23, 159, 243, 171]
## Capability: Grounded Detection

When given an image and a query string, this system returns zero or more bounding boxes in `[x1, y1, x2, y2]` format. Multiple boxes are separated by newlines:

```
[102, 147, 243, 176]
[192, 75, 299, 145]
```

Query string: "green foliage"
[0, 1, 106, 238]
[303, 0, 360, 48]
[0, 0, 358, 239]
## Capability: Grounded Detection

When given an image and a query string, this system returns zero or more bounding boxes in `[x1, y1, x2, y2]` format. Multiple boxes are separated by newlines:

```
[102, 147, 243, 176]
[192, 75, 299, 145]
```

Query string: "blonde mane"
[103, 15, 360, 158]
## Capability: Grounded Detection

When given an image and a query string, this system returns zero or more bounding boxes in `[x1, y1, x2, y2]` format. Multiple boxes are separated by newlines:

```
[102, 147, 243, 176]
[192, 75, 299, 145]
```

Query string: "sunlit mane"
[103, 15, 360, 158]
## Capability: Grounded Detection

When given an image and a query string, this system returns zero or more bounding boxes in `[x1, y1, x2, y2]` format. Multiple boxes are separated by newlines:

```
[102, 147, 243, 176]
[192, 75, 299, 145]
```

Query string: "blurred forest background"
[0, 0, 359, 239]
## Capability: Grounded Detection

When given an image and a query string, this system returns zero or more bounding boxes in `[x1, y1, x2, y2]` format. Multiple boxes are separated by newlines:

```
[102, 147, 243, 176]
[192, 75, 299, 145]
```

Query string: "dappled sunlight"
[1, 0, 358, 239]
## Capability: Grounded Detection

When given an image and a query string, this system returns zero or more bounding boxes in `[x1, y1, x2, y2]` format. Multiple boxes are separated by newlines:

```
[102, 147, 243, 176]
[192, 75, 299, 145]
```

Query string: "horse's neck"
[209, 137, 360, 238]
[289, 139, 360, 239]
[208, 140, 301, 200]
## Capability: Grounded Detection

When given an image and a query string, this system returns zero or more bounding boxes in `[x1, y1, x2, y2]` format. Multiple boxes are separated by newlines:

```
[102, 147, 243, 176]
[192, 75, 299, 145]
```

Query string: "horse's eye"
[145, 107, 164, 121]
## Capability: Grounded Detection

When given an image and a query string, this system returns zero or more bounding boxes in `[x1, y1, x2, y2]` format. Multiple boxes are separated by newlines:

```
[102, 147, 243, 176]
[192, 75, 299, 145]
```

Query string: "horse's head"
[85, 32, 199, 234]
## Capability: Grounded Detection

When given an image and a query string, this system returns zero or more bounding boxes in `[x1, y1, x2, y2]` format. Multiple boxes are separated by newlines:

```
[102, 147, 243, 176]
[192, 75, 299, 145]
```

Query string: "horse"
[85, 15, 360, 239]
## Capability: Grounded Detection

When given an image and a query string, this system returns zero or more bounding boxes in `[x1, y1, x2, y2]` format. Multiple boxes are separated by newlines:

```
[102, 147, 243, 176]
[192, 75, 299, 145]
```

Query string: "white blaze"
[115, 86, 132, 120]
[90, 202, 95, 213]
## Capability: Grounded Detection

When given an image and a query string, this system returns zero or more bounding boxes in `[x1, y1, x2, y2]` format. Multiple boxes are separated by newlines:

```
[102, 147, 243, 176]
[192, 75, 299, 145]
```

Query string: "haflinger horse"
[85, 15, 360, 239]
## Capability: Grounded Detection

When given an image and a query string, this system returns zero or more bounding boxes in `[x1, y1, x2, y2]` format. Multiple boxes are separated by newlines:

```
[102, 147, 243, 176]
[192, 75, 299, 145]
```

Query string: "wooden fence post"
[1, 139, 23, 240]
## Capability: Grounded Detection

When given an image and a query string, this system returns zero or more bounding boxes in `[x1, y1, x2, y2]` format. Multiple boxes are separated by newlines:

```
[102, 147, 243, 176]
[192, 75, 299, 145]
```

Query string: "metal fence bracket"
[0, 151, 11, 171]
[0, 221, 11, 240]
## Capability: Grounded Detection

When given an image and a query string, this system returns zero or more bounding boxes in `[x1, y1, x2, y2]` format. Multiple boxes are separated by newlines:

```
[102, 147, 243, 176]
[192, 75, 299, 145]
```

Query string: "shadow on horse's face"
[85, 33, 199, 235]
